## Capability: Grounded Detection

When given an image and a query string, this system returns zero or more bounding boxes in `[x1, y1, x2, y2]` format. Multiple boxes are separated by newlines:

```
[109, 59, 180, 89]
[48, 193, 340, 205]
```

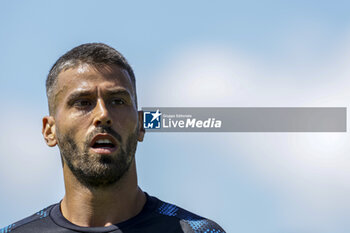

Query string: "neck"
[60, 161, 146, 227]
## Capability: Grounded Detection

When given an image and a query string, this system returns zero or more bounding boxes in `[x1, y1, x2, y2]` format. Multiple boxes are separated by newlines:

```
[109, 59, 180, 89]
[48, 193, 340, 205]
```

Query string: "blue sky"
[1, 1, 350, 232]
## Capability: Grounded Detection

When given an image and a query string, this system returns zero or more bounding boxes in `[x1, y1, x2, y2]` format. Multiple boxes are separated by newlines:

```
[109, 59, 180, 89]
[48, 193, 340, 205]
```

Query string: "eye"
[111, 98, 125, 105]
[74, 99, 92, 107]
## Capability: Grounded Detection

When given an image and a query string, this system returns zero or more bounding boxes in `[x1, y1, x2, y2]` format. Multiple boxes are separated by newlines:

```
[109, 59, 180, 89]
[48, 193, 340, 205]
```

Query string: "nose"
[93, 99, 112, 127]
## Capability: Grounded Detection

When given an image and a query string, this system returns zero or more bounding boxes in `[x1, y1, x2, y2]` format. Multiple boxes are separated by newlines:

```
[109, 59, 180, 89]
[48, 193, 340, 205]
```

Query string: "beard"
[56, 126, 138, 189]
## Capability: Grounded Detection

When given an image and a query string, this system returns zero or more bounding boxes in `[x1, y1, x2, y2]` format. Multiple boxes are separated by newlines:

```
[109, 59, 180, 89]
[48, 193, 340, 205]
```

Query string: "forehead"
[55, 64, 134, 98]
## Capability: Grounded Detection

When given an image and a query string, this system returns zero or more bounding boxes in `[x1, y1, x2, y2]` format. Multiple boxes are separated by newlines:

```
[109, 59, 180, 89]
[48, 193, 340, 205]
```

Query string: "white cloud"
[143, 44, 258, 106]
[0, 106, 64, 225]
[143, 39, 350, 231]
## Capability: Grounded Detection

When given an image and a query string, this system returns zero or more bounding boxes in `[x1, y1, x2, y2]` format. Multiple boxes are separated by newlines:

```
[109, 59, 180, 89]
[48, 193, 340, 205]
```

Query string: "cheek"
[112, 108, 138, 131]
[56, 113, 91, 144]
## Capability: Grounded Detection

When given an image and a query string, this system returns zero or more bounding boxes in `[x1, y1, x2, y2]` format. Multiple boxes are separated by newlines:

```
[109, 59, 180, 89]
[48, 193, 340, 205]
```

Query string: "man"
[1, 43, 225, 233]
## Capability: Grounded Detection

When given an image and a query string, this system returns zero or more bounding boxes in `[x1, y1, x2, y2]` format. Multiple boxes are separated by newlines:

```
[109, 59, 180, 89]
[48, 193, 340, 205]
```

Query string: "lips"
[89, 134, 118, 154]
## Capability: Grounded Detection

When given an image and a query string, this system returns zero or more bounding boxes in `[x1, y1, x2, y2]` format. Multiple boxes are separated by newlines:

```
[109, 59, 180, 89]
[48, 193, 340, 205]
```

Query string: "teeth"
[96, 139, 112, 144]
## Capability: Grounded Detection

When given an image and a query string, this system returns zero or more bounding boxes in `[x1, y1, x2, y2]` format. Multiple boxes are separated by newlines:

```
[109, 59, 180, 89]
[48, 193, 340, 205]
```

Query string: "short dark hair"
[46, 43, 136, 114]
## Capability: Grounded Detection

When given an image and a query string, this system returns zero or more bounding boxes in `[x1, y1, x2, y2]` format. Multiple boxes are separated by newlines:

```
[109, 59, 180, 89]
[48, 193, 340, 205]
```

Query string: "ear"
[42, 116, 57, 147]
[137, 111, 145, 142]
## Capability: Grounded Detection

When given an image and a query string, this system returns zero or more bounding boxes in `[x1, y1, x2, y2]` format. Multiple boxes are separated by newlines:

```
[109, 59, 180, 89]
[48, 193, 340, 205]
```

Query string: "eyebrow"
[66, 88, 132, 103]
[104, 89, 132, 98]
[66, 90, 94, 103]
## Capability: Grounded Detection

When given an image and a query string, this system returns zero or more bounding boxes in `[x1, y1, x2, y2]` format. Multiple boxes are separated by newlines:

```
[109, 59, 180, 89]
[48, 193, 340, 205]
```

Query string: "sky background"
[1, 1, 350, 232]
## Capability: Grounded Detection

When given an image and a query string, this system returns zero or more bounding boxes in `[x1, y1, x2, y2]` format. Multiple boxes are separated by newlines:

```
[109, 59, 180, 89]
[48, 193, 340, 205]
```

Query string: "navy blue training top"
[1, 194, 225, 233]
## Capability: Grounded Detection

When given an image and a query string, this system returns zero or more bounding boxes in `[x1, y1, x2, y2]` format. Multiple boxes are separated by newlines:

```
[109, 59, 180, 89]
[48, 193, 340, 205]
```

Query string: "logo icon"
[144, 109, 162, 129]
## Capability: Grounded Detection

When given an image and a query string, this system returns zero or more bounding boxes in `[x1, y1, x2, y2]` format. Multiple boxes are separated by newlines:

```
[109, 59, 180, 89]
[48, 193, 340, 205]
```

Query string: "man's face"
[44, 64, 144, 188]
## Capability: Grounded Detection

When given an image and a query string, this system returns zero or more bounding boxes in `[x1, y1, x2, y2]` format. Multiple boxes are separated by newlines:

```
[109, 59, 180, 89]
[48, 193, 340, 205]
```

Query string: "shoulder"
[0, 204, 56, 233]
[150, 196, 225, 233]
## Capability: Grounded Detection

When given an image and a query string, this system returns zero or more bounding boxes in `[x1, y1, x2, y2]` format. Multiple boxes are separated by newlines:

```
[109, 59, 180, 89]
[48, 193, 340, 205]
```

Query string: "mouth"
[89, 134, 118, 154]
